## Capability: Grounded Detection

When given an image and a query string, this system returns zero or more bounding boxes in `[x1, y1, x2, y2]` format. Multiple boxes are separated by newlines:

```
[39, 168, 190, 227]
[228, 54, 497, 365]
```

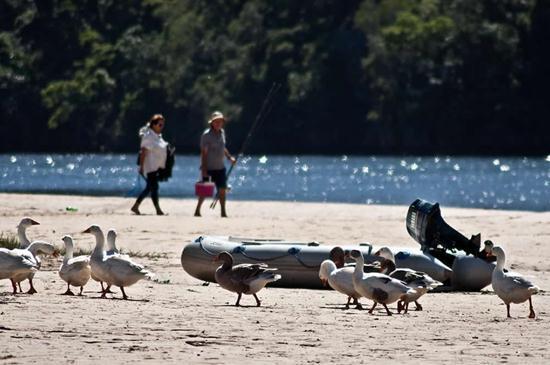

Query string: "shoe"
[131, 206, 141, 215]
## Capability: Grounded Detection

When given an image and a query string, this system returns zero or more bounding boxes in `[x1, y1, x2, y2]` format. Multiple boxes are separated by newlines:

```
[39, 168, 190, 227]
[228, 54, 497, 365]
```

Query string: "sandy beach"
[0, 193, 549, 364]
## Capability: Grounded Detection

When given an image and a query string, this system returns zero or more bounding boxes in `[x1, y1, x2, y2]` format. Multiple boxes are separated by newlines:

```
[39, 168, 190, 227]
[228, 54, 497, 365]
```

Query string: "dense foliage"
[1, 0, 549, 154]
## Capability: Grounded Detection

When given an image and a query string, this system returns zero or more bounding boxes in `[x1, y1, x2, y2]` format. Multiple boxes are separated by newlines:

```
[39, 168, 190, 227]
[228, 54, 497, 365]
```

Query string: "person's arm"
[138, 147, 147, 176]
[200, 146, 208, 178]
[224, 148, 236, 164]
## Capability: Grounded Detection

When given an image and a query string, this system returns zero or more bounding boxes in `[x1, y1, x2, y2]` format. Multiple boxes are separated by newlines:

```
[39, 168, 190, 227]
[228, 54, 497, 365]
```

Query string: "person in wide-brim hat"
[208, 111, 225, 124]
[195, 110, 236, 217]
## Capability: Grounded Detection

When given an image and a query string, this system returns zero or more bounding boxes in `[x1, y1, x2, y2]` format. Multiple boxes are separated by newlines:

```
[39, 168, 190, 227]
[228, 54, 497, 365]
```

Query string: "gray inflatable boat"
[181, 235, 453, 289]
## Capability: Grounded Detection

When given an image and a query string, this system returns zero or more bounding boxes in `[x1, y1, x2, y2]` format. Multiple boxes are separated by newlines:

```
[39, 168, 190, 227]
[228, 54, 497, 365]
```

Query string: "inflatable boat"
[181, 235, 453, 289]
[180, 199, 496, 291]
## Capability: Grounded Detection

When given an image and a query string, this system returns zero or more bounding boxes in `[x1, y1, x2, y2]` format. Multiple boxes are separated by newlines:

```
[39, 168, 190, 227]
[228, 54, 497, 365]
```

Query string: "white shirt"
[141, 128, 168, 174]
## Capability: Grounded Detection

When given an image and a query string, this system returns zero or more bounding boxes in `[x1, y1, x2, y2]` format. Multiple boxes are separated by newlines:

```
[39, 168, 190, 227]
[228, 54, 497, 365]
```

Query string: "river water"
[1, 154, 548, 211]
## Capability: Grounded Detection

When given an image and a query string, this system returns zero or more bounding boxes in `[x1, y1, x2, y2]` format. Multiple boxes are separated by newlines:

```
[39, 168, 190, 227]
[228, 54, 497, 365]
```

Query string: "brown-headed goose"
[214, 251, 281, 307]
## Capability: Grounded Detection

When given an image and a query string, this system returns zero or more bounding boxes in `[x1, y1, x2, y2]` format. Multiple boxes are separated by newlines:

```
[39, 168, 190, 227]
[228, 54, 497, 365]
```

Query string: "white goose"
[490, 245, 539, 318]
[348, 249, 416, 315]
[11, 241, 58, 294]
[84, 225, 153, 299]
[14, 217, 57, 293]
[59, 236, 91, 295]
[106, 229, 130, 260]
[16, 217, 41, 249]
[375, 246, 442, 313]
[319, 260, 363, 309]
[0, 248, 39, 294]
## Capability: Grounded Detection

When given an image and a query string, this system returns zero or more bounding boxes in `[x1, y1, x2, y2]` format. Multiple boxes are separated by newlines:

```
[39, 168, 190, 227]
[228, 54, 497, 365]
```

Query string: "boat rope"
[196, 238, 320, 269]
[197, 237, 219, 256]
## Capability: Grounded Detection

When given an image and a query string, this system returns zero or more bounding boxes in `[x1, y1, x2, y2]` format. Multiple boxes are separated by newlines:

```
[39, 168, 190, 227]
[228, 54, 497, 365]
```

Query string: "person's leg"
[149, 172, 164, 215]
[131, 175, 151, 214]
[219, 188, 227, 217]
[218, 168, 228, 217]
[194, 196, 205, 216]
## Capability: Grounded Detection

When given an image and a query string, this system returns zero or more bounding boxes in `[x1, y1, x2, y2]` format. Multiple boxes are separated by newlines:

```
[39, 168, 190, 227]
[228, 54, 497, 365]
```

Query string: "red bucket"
[195, 181, 215, 197]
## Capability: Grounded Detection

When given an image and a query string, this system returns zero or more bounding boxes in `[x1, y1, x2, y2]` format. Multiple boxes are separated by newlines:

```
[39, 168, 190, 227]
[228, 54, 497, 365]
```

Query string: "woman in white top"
[131, 114, 168, 215]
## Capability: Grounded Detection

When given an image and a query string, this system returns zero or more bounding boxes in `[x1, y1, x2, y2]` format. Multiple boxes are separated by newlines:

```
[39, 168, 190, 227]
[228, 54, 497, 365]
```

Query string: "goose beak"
[373, 250, 381, 256]
[31, 219, 40, 225]
[82, 227, 91, 234]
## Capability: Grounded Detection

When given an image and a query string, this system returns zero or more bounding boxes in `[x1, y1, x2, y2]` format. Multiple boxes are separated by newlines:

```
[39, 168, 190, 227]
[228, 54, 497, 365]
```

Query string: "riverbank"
[0, 193, 549, 363]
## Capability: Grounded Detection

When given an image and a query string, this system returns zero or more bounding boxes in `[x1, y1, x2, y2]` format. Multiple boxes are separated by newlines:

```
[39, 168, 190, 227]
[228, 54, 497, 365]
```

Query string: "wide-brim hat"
[208, 111, 225, 124]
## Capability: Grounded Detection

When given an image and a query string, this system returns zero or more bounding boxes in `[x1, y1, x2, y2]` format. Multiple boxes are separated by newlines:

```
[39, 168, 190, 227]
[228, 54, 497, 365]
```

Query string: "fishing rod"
[210, 82, 281, 209]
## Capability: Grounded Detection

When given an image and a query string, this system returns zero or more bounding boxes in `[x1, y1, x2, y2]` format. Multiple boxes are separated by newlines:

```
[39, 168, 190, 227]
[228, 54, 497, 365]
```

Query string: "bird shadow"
[212, 304, 275, 309]
[82, 295, 150, 302]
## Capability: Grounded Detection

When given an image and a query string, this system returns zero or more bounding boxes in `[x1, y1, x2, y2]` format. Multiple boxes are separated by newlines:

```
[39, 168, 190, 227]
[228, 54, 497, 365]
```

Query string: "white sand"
[0, 193, 548, 364]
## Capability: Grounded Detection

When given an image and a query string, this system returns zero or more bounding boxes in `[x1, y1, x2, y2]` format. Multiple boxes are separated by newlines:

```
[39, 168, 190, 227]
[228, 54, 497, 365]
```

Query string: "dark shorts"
[205, 168, 227, 189]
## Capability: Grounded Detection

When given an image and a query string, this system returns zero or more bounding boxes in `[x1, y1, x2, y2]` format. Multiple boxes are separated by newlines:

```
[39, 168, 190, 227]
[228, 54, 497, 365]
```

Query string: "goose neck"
[18, 226, 30, 249]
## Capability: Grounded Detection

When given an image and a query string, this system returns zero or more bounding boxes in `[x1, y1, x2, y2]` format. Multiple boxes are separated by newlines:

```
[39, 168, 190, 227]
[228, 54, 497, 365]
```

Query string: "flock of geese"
[211, 242, 539, 319]
[0, 217, 541, 318]
[0, 218, 153, 299]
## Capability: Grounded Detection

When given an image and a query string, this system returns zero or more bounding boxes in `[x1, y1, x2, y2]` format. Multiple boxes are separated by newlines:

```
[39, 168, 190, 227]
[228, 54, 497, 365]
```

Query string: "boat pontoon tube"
[181, 236, 453, 289]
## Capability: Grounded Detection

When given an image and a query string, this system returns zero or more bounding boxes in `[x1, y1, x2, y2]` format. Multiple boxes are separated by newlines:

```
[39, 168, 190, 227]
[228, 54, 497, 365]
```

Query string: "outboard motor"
[406, 198, 480, 256]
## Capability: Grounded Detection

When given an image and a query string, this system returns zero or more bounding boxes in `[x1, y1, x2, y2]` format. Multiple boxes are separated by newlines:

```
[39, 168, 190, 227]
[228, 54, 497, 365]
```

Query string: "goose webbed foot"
[368, 302, 377, 314]
[27, 282, 37, 295]
[62, 289, 75, 296]
[414, 301, 423, 311]
[383, 304, 393, 316]
[121, 287, 128, 300]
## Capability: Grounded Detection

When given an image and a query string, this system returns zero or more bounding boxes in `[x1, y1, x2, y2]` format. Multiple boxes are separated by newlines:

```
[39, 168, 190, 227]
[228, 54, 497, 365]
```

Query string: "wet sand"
[0, 193, 549, 364]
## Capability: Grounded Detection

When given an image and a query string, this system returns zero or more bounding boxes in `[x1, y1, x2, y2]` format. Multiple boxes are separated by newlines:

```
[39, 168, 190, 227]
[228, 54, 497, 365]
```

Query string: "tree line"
[1, 0, 549, 155]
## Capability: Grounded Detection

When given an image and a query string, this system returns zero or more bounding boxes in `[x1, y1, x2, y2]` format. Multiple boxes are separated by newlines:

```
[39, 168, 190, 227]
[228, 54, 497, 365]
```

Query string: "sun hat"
[208, 111, 225, 124]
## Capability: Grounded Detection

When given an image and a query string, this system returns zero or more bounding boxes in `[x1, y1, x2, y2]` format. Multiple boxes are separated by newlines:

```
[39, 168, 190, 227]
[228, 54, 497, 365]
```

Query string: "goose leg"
[62, 282, 74, 295]
[345, 296, 351, 309]
[368, 302, 377, 314]
[26, 278, 37, 294]
[99, 282, 115, 294]
[18, 282, 23, 293]
[235, 293, 242, 306]
[353, 297, 363, 310]
[383, 303, 393, 316]
[253, 293, 261, 307]
[414, 301, 423, 311]
[403, 302, 409, 314]
[506, 303, 511, 318]
[10, 279, 17, 294]
[120, 287, 128, 300]
[528, 297, 536, 319]
[79, 286, 84, 296]
[397, 301, 403, 314]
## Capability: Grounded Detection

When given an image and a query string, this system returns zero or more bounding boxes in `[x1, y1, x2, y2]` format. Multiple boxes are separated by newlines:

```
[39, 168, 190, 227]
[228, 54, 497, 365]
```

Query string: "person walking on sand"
[131, 114, 168, 215]
[194, 111, 236, 217]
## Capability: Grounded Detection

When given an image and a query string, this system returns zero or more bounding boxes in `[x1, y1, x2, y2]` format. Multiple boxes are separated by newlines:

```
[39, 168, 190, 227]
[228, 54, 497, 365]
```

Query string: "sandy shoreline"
[1, 193, 549, 364]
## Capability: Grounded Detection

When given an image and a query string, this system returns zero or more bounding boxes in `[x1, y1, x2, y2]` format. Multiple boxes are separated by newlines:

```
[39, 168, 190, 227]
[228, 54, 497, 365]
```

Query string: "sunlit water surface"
[1, 154, 548, 211]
